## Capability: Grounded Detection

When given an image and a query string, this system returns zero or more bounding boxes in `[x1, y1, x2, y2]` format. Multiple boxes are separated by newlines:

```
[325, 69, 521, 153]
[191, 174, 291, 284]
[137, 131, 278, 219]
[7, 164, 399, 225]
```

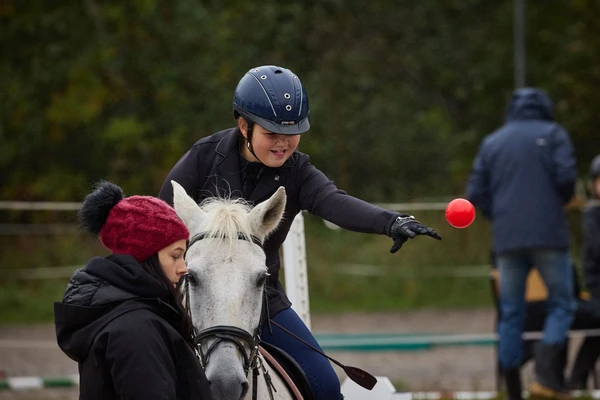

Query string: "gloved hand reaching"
[389, 215, 442, 254]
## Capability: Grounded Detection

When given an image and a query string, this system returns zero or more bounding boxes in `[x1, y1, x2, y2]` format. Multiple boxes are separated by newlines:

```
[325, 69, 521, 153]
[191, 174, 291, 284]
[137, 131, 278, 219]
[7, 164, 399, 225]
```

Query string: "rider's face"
[158, 239, 188, 287]
[239, 119, 300, 168]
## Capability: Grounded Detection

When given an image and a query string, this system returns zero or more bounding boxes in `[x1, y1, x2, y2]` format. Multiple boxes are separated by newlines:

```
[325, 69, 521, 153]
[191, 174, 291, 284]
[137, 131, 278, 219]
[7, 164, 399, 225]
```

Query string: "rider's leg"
[261, 307, 341, 400]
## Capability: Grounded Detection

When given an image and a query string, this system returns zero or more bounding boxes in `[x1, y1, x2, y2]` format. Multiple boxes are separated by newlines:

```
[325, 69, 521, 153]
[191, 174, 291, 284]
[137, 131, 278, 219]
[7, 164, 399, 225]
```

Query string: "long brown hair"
[140, 254, 195, 348]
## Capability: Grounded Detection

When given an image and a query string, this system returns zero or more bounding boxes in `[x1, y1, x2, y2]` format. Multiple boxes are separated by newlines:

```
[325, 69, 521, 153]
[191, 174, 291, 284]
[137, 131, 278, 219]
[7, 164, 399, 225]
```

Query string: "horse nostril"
[240, 381, 249, 399]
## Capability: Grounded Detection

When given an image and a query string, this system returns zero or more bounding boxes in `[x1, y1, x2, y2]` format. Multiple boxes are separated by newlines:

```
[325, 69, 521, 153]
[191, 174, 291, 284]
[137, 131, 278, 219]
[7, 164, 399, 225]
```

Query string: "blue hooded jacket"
[466, 88, 577, 254]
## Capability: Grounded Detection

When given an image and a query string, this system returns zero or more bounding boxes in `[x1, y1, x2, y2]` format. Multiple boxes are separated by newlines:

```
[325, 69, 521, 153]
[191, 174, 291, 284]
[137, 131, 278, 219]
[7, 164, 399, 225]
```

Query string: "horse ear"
[248, 186, 287, 239]
[171, 180, 205, 227]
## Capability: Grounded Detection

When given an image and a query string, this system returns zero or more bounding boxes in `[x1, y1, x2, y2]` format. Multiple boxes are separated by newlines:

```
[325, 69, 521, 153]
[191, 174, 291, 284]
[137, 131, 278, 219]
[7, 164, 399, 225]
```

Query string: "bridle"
[182, 232, 377, 398]
[182, 232, 277, 399]
[192, 323, 259, 375]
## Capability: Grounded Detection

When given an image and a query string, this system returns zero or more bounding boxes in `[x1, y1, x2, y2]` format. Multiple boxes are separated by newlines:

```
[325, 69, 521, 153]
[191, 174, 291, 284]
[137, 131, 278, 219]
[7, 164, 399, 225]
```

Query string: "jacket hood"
[54, 254, 177, 362]
[505, 87, 554, 122]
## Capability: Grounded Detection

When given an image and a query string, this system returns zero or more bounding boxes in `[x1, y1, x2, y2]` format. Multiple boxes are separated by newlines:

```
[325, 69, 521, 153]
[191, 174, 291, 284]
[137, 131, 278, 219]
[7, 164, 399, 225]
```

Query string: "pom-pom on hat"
[78, 181, 189, 262]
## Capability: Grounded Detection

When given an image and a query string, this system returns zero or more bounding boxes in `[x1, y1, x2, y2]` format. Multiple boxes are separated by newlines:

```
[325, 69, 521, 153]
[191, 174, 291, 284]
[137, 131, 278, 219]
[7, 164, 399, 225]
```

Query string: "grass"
[0, 208, 584, 324]
[0, 235, 107, 324]
[0, 280, 69, 323]
[302, 210, 495, 312]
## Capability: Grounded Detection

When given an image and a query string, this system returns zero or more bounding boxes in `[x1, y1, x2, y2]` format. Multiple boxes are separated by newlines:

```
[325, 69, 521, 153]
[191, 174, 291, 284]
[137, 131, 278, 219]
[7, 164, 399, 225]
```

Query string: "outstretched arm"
[298, 159, 399, 234]
[297, 158, 440, 252]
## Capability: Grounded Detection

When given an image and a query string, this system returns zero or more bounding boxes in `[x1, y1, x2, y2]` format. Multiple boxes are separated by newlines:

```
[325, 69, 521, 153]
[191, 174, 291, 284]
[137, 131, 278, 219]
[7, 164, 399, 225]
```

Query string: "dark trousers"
[260, 308, 341, 400]
[496, 250, 576, 369]
[526, 298, 600, 387]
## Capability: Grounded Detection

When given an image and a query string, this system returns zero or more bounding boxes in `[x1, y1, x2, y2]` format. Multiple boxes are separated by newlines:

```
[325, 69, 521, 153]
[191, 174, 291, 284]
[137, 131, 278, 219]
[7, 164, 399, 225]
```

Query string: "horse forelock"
[197, 197, 255, 249]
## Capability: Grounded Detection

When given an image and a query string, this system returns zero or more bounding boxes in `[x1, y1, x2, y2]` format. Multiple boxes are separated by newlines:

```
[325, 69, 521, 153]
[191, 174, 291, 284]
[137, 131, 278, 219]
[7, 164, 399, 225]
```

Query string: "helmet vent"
[284, 93, 291, 99]
[260, 75, 267, 80]
[274, 69, 283, 74]
[285, 105, 292, 111]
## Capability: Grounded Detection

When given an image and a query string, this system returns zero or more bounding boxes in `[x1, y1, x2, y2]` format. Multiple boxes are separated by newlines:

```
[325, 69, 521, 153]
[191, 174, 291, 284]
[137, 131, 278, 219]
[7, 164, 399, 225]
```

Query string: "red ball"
[445, 198, 476, 228]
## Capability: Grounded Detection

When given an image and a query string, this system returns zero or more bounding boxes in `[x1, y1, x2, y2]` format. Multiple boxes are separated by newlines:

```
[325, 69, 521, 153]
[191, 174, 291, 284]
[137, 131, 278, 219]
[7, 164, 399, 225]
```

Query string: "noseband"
[183, 232, 265, 375]
[192, 324, 259, 374]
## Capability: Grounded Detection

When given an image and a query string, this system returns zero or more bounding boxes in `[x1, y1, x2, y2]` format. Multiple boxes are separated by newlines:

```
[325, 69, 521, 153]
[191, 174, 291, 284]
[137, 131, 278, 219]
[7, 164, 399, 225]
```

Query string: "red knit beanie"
[78, 181, 189, 262]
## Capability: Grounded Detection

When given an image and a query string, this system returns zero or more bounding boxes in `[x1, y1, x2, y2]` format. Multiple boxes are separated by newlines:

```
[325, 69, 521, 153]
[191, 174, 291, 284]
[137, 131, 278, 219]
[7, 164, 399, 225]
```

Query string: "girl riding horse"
[159, 65, 441, 399]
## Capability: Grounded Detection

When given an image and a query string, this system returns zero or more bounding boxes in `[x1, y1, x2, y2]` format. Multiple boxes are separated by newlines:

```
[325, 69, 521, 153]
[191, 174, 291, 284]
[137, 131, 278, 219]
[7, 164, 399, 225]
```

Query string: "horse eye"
[256, 273, 267, 287]
[186, 273, 198, 286]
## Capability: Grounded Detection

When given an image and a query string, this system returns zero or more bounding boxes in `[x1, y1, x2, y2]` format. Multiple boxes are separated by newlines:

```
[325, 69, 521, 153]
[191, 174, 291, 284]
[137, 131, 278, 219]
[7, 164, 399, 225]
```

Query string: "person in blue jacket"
[466, 87, 578, 399]
[159, 65, 442, 400]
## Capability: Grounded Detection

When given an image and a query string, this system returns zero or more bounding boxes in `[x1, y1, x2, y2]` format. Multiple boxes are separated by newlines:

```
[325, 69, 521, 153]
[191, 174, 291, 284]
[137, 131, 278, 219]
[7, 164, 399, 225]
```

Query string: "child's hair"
[140, 254, 195, 348]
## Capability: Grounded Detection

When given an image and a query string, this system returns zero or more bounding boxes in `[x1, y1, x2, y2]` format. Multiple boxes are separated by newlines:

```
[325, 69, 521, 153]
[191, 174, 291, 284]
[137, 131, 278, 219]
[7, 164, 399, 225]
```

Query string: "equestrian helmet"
[233, 65, 310, 135]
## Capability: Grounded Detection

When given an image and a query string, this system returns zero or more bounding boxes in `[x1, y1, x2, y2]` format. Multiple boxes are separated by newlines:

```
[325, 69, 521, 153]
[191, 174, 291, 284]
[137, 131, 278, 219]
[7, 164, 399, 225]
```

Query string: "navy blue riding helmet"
[233, 65, 310, 135]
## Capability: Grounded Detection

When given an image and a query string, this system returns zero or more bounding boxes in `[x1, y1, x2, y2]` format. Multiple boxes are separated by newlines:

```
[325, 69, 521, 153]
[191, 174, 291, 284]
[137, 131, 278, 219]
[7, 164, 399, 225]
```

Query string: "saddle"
[259, 341, 315, 400]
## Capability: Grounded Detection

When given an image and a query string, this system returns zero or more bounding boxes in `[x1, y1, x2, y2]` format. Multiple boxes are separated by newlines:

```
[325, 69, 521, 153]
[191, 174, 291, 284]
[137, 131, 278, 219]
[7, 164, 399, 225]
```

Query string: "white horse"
[172, 181, 303, 400]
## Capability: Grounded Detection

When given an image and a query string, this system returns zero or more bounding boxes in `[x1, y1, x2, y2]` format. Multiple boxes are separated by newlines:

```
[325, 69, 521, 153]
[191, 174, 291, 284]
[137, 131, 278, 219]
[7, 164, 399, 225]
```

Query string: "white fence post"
[282, 213, 311, 330]
[341, 377, 412, 400]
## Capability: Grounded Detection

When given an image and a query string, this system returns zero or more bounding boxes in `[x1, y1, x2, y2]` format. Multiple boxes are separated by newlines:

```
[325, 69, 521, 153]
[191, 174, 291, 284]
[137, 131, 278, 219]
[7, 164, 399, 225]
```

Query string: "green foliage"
[303, 211, 495, 313]
[2, 1, 599, 201]
[0, 280, 68, 323]
[0, 215, 493, 324]
[0, 1, 598, 322]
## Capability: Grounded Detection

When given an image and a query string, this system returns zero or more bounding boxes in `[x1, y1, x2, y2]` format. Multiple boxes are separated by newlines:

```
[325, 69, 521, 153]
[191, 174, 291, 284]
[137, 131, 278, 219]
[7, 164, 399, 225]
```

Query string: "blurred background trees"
[2, 0, 599, 202]
[2, 0, 600, 319]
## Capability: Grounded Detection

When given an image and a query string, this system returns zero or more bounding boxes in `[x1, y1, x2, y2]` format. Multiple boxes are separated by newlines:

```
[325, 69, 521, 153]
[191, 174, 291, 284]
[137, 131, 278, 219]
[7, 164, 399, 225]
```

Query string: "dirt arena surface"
[1, 308, 583, 399]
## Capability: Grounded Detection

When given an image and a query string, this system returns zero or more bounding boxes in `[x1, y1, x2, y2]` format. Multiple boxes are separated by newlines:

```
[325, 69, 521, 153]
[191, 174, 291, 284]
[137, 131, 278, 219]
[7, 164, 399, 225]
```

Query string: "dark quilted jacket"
[54, 254, 212, 400]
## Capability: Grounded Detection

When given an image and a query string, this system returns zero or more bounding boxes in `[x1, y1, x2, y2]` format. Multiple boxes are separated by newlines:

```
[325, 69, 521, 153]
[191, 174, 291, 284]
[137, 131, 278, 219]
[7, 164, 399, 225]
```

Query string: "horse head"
[172, 181, 286, 400]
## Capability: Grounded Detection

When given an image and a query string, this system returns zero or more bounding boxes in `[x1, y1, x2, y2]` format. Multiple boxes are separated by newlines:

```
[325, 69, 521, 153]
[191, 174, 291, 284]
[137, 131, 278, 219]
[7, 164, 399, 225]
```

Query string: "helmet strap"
[245, 121, 265, 165]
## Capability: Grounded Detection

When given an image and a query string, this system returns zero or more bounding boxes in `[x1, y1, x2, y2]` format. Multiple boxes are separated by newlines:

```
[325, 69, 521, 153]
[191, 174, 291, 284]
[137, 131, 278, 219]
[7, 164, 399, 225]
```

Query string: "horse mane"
[198, 197, 255, 249]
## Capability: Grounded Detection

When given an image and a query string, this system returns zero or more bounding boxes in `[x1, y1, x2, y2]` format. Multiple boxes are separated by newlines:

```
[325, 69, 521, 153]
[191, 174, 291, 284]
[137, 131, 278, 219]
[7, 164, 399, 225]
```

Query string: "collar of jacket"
[213, 128, 292, 204]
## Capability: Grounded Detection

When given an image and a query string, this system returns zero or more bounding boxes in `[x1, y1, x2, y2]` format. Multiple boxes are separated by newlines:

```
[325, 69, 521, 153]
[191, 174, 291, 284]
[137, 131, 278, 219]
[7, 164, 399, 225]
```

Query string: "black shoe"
[565, 378, 586, 391]
[503, 368, 523, 400]
[530, 343, 570, 397]
[567, 337, 600, 391]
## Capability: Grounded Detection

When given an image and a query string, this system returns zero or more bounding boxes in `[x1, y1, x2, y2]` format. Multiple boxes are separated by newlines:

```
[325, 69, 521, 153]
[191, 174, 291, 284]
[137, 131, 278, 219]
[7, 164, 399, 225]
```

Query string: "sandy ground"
[0, 308, 583, 399]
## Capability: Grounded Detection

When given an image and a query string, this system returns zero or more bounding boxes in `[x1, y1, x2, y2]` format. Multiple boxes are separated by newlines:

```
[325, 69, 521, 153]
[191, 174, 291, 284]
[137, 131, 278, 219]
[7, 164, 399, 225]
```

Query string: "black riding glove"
[389, 215, 442, 254]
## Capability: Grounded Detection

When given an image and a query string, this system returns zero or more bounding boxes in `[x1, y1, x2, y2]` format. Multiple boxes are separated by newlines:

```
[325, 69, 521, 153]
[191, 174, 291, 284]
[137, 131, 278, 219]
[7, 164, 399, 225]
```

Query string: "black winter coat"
[583, 201, 600, 299]
[54, 254, 212, 400]
[159, 127, 400, 316]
